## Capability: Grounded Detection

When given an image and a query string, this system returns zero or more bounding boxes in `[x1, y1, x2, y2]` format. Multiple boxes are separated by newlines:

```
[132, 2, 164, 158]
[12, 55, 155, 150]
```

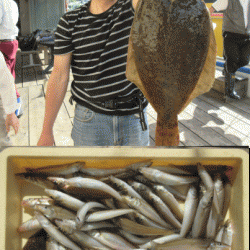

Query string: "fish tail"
[155, 120, 179, 146]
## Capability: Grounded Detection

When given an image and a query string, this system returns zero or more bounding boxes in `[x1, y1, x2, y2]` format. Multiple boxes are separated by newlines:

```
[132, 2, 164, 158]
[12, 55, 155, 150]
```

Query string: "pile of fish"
[16, 161, 233, 250]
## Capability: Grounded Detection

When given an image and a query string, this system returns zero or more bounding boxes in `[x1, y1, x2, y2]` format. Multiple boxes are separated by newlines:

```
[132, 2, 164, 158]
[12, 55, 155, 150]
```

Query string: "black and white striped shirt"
[54, 0, 148, 116]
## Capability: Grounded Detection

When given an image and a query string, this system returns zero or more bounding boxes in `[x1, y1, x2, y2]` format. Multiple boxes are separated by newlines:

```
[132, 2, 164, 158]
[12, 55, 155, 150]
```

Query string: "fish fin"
[126, 37, 152, 102]
[180, 25, 217, 113]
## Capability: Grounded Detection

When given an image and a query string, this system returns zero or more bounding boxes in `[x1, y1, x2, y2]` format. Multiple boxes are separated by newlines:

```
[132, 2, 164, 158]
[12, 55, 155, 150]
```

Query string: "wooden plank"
[183, 102, 247, 145]
[197, 95, 250, 135]
[229, 98, 250, 115]
[242, 136, 250, 146]
[29, 85, 46, 146]
[191, 98, 237, 125]
[9, 87, 29, 146]
[29, 84, 73, 146]
[198, 95, 250, 122]
[178, 111, 237, 146]
[178, 122, 210, 146]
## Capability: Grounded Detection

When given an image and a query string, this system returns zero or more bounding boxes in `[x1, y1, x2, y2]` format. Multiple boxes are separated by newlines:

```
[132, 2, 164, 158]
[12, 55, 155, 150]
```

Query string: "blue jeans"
[71, 104, 149, 146]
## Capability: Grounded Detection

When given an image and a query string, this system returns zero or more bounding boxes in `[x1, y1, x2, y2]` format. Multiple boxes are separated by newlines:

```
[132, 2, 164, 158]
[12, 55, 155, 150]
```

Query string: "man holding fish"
[38, 0, 215, 146]
[37, 0, 150, 147]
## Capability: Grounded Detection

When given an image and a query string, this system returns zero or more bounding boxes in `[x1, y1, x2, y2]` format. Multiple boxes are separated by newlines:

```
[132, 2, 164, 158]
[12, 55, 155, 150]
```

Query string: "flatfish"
[126, 0, 217, 146]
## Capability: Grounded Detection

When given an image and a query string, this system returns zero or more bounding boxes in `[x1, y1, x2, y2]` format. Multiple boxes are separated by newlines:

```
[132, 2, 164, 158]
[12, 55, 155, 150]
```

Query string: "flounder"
[126, 0, 217, 146]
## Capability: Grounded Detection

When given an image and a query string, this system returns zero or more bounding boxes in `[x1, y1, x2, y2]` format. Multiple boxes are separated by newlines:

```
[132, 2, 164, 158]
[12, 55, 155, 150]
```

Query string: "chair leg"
[33, 67, 38, 86]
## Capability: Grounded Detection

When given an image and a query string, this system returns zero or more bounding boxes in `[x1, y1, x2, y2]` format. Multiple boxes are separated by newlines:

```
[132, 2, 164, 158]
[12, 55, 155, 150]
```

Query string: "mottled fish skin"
[139, 167, 198, 186]
[127, 0, 212, 146]
[180, 186, 199, 237]
[35, 211, 82, 250]
[45, 189, 85, 211]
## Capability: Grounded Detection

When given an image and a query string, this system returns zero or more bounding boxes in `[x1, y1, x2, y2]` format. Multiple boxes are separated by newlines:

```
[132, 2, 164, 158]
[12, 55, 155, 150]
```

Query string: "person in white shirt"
[0, 0, 22, 116]
[0, 51, 19, 146]
[209, 0, 250, 100]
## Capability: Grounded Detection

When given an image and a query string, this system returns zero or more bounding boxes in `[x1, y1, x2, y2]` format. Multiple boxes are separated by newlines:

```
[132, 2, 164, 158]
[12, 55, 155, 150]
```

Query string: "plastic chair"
[20, 50, 42, 87]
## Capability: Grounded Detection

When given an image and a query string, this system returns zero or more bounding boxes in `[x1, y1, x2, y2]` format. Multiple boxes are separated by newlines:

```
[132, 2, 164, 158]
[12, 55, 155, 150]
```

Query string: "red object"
[0, 40, 20, 97]
[212, 13, 223, 17]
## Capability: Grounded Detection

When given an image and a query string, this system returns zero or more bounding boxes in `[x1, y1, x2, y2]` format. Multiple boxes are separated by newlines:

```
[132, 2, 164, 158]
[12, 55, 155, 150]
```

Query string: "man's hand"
[37, 130, 55, 146]
[5, 113, 19, 134]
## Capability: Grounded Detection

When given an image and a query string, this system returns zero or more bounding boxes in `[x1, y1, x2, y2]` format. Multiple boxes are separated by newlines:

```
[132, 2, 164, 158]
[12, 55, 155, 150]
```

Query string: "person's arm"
[37, 53, 72, 146]
[132, 0, 140, 11]
[209, 0, 228, 14]
[0, 52, 19, 134]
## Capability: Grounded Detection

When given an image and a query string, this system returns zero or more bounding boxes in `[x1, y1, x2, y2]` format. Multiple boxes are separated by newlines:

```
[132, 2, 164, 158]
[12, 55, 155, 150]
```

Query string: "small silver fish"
[48, 177, 122, 201]
[180, 186, 199, 237]
[26, 162, 85, 176]
[122, 195, 170, 228]
[34, 204, 76, 220]
[45, 189, 85, 211]
[139, 167, 198, 186]
[89, 230, 136, 250]
[35, 211, 82, 250]
[76, 201, 106, 229]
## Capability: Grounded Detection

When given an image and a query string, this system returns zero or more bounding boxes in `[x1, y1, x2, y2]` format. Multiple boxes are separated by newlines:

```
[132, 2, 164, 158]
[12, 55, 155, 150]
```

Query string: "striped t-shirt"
[54, 0, 148, 116]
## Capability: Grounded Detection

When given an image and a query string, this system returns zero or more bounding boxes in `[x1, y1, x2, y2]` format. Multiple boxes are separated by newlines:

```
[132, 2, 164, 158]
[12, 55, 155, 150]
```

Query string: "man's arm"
[209, 0, 228, 14]
[132, 0, 140, 11]
[37, 53, 72, 146]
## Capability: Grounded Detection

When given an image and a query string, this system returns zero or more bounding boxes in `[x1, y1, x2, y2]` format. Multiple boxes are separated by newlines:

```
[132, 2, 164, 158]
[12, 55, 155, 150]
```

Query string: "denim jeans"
[71, 104, 149, 146]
